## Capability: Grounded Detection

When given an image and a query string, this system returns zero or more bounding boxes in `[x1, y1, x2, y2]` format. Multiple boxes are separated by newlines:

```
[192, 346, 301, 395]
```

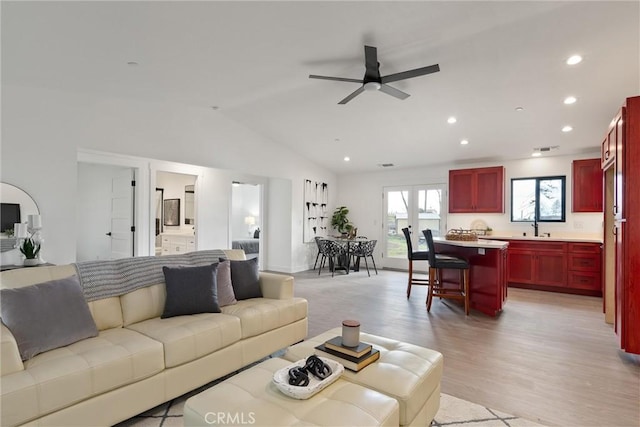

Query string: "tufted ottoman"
[183, 357, 399, 426]
[283, 328, 443, 426]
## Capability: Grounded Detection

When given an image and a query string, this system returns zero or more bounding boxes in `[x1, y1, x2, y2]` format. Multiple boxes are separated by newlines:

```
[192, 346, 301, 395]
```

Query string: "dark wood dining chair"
[423, 229, 471, 315]
[401, 227, 430, 298]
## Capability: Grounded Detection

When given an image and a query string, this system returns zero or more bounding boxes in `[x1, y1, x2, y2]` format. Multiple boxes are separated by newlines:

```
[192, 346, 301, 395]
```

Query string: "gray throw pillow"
[216, 260, 237, 307]
[0, 275, 99, 361]
[224, 257, 262, 300]
[162, 264, 221, 318]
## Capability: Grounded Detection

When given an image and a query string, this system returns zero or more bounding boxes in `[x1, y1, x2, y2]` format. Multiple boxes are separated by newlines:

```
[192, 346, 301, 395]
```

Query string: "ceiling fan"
[309, 45, 440, 104]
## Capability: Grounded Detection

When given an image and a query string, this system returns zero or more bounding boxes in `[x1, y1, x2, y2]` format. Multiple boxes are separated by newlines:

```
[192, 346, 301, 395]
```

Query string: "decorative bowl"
[272, 357, 344, 400]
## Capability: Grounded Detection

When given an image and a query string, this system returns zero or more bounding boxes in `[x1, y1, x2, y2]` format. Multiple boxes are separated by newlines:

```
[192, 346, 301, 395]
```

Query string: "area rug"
[116, 387, 545, 427]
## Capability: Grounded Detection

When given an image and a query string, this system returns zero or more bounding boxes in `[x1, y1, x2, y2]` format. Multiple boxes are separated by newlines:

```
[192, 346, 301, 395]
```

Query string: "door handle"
[106, 232, 112, 236]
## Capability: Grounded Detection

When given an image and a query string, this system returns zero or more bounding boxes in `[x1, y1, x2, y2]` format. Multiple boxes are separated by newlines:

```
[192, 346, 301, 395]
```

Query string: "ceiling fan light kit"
[309, 45, 440, 104]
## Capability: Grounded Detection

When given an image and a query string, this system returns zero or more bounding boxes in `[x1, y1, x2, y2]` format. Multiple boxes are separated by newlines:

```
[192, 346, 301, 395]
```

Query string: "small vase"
[23, 259, 39, 267]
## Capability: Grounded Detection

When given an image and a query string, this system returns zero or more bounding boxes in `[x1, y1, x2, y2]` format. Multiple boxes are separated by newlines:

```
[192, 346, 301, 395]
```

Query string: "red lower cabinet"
[507, 240, 601, 296]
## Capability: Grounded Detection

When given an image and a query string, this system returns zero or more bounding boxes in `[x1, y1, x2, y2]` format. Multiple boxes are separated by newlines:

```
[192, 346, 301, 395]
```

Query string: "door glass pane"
[416, 189, 443, 250]
[386, 190, 409, 259]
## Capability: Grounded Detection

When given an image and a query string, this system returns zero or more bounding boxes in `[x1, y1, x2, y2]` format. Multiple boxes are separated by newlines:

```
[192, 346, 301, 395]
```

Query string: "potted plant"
[331, 206, 354, 236]
[20, 237, 41, 266]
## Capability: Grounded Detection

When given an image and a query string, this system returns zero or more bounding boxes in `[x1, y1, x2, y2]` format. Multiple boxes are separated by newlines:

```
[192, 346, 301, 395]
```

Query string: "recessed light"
[460, 139, 469, 145]
[447, 116, 457, 124]
[562, 125, 573, 132]
[566, 55, 582, 65]
[515, 106, 524, 112]
[532, 152, 542, 157]
[564, 96, 577, 105]
[344, 156, 350, 162]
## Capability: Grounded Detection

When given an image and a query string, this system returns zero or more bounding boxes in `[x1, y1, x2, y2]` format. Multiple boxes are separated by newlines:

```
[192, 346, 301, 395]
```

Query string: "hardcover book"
[324, 336, 372, 358]
[314, 343, 380, 372]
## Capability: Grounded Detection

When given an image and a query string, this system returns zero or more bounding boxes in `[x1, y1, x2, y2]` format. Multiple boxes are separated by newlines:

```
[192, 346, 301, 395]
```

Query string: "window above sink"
[511, 176, 566, 222]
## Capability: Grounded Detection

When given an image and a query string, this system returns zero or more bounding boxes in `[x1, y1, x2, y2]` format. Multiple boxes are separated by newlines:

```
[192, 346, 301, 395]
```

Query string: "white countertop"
[433, 237, 509, 249]
[484, 235, 603, 244]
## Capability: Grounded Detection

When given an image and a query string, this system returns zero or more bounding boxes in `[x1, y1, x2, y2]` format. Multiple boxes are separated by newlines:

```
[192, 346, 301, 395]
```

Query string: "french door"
[382, 185, 447, 270]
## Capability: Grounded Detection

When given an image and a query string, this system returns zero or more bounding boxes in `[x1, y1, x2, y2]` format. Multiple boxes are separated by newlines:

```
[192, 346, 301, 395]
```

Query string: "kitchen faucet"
[532, 217, 539, 237]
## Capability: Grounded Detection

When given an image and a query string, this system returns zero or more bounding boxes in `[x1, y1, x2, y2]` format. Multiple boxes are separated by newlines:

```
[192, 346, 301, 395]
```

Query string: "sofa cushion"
[221, 297, 308, 339]
[162, 264, 221, 318]
[126, 313, 242, 368]
[0, 328, 164, 427]
[216, 260, 237, 307]
[226, 257, 262, 300]
[0, 275, 99, 361]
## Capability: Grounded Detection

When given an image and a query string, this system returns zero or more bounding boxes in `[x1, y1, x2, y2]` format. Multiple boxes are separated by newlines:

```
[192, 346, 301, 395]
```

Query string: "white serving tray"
[272, 357, 344, 400]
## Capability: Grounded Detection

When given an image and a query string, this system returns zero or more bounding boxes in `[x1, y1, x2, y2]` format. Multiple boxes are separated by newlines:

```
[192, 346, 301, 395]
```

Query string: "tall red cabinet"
[601, 96, 640, 354]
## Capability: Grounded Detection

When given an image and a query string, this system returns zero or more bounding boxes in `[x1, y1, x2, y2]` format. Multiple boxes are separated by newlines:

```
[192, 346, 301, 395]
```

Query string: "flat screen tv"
[1, 203, 21, 233]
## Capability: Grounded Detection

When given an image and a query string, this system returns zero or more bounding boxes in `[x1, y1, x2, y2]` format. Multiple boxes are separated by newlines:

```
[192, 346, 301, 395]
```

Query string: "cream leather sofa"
[0, 250, 308, 427]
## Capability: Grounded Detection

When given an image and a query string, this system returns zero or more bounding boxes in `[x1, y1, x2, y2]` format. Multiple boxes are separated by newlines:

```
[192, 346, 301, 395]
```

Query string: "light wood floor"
[290, 268, 640, 427]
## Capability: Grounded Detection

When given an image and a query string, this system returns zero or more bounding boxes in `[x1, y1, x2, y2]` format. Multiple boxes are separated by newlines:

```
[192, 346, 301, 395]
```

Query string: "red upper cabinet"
[449, 166, 504, 213]
[572, 159, 603, 212]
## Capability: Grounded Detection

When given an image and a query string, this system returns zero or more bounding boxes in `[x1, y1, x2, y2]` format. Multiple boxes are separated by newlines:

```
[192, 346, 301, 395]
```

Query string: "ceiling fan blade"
[379, 84, 410, 100]
[338, 86, 366, 104]
[309, 75, 364, 84]
[364, 45, 379, 78]
[380, 64, 440, 84]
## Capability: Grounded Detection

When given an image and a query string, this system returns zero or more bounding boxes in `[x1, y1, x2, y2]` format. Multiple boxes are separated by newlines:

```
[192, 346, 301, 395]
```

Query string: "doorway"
[155, 171, 197, 255]
[382, 184, 446, 270]
[231, 182, 262, 263]
[76, 163, 135, 261]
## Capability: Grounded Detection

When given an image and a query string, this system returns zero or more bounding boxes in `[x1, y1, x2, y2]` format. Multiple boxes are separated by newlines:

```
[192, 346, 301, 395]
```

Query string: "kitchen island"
[433, 237, 509, 316]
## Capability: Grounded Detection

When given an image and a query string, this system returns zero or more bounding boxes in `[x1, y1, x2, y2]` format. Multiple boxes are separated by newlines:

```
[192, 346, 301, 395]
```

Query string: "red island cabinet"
[449, 166, 504, 213]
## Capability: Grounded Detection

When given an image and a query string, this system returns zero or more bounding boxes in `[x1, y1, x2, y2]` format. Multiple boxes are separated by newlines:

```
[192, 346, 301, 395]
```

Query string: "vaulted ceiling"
[3, 1, 639, 174]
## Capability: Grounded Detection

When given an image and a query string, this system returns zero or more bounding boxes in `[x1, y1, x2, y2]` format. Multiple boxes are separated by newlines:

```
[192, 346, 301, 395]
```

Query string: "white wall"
[1, 84, 335, 271]
[336, 153, 604, 265]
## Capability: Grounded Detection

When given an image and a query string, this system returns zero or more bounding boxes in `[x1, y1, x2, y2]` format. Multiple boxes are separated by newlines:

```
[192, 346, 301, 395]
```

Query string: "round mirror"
[1, 182, 40, 252]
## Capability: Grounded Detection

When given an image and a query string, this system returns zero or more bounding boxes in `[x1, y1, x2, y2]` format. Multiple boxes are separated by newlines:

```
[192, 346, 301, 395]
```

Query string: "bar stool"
[423, 229, 471, 315]
[401, 227, 430, 298]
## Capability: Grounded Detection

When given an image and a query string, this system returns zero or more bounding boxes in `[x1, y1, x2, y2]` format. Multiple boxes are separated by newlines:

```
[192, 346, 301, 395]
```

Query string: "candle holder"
[341, 320, 360, 347]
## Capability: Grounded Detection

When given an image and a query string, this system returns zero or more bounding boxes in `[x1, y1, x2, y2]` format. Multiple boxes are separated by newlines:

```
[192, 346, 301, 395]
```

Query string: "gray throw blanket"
[74, 250, 227, 302]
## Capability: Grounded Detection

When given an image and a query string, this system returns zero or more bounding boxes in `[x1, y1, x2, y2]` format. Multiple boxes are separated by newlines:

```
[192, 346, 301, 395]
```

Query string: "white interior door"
[382, 185, 446, 270]
[109, 169, 134, 259]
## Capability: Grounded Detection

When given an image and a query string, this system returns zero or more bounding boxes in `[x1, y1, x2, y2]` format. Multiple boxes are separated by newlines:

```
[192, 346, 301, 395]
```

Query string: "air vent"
[534, 145, 560, 152]
[378, 163, 395, 168]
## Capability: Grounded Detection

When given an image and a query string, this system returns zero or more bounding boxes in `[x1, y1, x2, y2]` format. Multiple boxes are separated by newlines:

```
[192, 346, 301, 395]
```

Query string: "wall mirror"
[185, 185, 195, 225]
[163, 198, 180, 226]
[1, 182, 40, 252]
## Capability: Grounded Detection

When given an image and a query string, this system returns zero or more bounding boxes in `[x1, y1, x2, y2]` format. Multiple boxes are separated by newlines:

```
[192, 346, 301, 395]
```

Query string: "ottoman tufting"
[283, 328, 443, 426]
[183, 357, 400, 426]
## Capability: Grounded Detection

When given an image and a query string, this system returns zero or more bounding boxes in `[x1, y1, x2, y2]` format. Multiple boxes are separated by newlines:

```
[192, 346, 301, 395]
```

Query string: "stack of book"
[314, 336, 380, 372]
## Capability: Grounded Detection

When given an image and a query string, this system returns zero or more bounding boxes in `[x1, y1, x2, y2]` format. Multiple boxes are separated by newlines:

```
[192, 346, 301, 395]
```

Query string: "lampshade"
[14, 223, 28, 239]
[244, 216, 256, 226]
[28, 214, 42, 230]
